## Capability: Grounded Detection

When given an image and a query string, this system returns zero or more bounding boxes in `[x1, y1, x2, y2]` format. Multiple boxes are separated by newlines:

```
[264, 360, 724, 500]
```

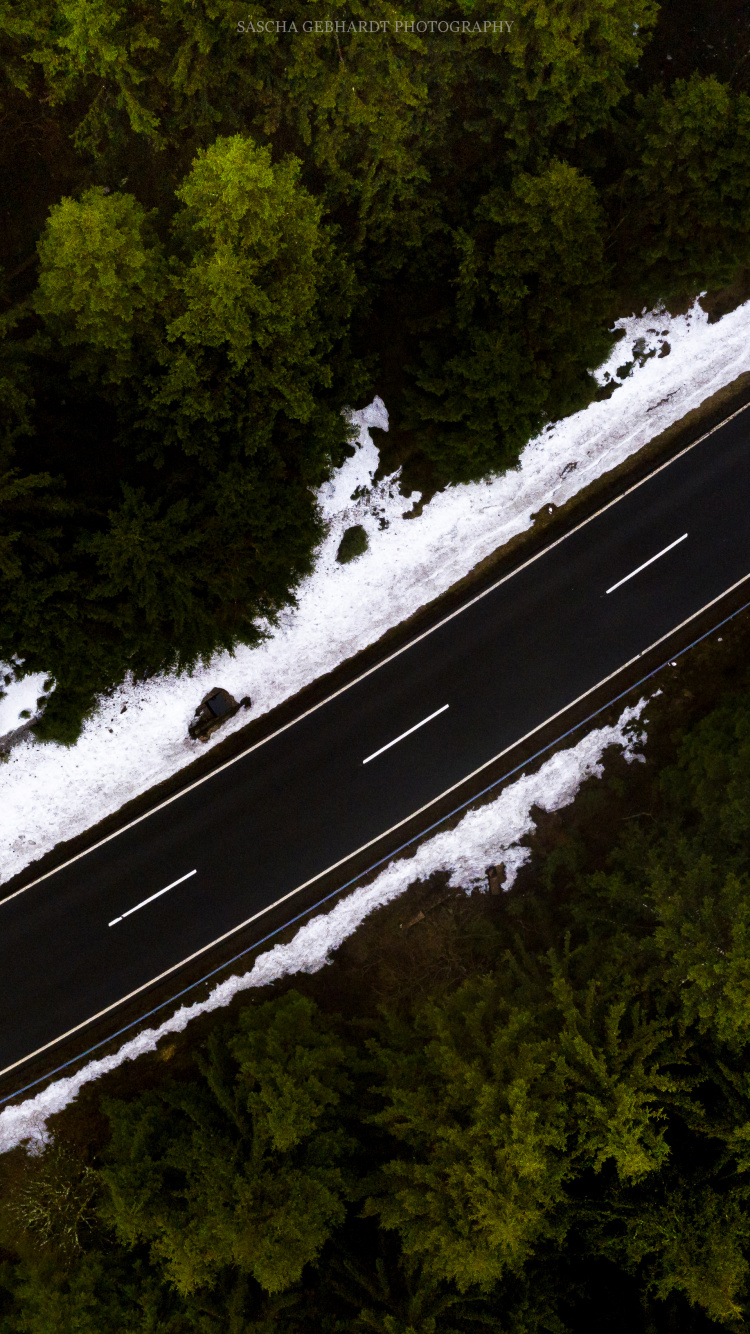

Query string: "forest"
[1, 0, 750, 739]
[4, 1, 750, 1328]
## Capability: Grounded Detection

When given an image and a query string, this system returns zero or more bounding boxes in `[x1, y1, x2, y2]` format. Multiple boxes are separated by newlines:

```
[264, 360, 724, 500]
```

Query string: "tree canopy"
[1, 0, 750, 736]
[1, 130, 359, 739]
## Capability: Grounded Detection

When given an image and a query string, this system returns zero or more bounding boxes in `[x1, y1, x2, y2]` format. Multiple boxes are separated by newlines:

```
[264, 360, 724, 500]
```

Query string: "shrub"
[336, 524, 368, 564]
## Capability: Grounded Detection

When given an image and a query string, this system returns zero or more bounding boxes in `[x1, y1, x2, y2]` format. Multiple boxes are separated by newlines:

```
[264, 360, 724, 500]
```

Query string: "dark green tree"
[622, 75, 750, 301]
[406, 161, 613, 482]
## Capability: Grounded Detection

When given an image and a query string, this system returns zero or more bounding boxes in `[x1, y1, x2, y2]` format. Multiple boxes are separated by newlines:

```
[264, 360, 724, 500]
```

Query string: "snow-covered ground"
[1, 295, 749, 885]
[0, 698, 648, 1153]
[0, 670, 49, 743]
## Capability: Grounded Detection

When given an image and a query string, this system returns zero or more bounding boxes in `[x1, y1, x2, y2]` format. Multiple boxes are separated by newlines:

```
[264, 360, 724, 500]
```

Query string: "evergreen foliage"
[2, 0, 750, 733]
[622, 75, 750, 300]
[335, 524, 368, 563]
[407, 160, 612, 482]
[100, 993, 355, 1296]
[1, 132, 358, 741]
[32, 187, 166, 385]
[4, 2, 750, 1325]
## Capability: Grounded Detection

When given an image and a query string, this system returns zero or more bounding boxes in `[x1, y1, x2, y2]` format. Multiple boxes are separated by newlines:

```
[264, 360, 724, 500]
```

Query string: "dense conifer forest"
[2, 0, 750, 739]
[4, 3, 750, 1330]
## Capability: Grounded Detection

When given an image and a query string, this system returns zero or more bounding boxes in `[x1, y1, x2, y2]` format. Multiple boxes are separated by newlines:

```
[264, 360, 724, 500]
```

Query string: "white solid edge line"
[362, 704, 449, 765]
[3, 396, 750, 910]
[606, 533, 688, 595]
[3, 567, 750, 1082]
[108, 870, 197, 928]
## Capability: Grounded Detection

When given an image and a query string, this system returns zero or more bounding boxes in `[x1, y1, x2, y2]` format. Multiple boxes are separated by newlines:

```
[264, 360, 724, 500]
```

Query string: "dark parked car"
[188, 688, 251, 742]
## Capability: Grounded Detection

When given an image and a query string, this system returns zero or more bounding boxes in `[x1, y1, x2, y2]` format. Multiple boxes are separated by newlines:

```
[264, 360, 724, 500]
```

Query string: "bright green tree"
[365, 963, 675, 1293]
[33, 186, 166, 384]
[143, 133, 353, 471]
[102, 993, 356, 1296]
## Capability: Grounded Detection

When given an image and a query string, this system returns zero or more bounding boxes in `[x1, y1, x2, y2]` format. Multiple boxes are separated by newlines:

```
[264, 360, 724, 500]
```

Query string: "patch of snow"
[317, 396, 390, 520]
[2, 296, 750, 885]
[0, 700, 647, 1155]
[0, 669, 49, 741]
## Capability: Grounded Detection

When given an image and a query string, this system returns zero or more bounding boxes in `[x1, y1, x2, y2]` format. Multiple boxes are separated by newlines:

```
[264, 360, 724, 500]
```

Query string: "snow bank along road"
[2, 404, 750, 1079]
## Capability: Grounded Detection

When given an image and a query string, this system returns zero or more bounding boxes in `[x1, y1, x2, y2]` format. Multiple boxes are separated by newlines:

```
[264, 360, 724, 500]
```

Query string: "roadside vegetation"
[4, 586, 750, 1332]
[4, 3, 750, 1326]
[2, 0, 750, 740]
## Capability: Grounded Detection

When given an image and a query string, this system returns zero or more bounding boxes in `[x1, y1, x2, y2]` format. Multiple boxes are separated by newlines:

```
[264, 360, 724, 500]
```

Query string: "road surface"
[2, 404, 750, 1079]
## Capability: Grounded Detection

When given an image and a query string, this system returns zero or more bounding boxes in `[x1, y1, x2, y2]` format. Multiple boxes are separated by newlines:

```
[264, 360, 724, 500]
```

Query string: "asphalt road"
[3, 405, 750, 1077]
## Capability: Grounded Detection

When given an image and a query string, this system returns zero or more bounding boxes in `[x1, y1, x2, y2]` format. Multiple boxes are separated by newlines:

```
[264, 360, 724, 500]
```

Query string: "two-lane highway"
[3, 402, 750, 1078]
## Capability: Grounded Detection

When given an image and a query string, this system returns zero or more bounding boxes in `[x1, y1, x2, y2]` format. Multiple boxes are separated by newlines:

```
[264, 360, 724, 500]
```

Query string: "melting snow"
[0, 671, 49, 741]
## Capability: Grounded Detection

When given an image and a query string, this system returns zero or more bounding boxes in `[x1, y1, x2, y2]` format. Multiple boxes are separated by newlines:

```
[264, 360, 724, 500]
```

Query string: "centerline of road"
[362, 704, 450, 765]
[363, 531, 691, 767]
[103, 531, 688, 927]
[108, 869, 197, 927]
[606, 533, 688, 595]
